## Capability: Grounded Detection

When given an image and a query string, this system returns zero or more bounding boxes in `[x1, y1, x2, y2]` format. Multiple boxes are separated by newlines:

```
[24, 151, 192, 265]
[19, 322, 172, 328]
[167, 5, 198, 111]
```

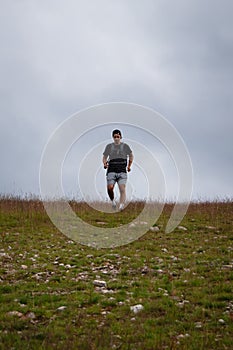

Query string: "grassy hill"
[0, 197, 232, 349]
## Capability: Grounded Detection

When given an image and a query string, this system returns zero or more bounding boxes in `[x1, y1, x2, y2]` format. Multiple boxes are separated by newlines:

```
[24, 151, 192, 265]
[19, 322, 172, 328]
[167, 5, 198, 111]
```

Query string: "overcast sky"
[1, 0, 233, 201]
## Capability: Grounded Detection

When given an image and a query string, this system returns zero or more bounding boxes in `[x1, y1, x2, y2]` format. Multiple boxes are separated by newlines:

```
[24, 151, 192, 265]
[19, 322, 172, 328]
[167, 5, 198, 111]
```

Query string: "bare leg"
[107, 184, 115, 200]
[118, 184, 126, 205]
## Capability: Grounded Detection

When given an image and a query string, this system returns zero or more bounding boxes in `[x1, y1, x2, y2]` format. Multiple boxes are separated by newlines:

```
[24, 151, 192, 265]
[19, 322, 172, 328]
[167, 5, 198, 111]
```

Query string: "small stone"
[177, 334, 185, 339]
[139, 221, 148, 225]
[218, 319, 225, 324]
[101, 311, 108, 315]
[149, 226, 159, 232]
[25, 311, 36, 319]
[0, 252, 11, 260]
[21, 265, 28, 270]
[7, 311, 23, 317]
[93, 280, 107, 288]
[195, 322, 202, 328]
[178, 226, 188, 231]
[57, 306, 67, 311]
[161, 248, 168, 253]
[130, 304, 144, 314]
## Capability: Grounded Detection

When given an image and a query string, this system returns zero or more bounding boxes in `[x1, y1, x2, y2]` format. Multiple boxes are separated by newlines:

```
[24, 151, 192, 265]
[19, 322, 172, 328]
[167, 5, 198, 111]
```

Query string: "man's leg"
[118, 173, 127, 210]
[118, 184, 126, 205]
[106, 173, 117, 209]
[107, 184, 115, 200]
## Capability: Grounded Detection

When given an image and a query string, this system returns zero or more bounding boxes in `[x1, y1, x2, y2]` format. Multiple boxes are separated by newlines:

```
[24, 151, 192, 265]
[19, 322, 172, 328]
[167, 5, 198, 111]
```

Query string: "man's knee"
[107, 184, 114, 191]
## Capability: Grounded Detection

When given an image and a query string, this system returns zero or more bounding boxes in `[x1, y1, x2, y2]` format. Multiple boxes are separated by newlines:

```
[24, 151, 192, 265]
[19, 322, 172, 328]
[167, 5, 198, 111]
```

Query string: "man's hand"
[127, 166, 131, 172]
[104, 162, 108, 169]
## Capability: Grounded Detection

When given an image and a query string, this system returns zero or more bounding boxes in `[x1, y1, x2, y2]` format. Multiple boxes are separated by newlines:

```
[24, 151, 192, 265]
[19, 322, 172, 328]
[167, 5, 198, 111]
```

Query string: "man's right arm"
[103, 145, 109, 168]
[103, 155, 108, 169]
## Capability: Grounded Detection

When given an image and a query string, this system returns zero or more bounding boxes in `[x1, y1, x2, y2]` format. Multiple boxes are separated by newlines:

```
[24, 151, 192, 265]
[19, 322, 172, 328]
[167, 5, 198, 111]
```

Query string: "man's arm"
[127, 152, 134, 172]
[103, 145, 109, 169]
[103, 155, 108, 169]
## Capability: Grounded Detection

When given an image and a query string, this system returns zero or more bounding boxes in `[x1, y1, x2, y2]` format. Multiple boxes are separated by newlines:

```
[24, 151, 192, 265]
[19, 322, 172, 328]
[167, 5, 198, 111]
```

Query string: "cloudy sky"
[1, 0, 233, 201]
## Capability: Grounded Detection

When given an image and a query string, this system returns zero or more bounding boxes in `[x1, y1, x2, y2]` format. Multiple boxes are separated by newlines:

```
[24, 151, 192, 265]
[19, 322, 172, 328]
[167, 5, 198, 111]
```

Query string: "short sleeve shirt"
[103, 142, 132, 173]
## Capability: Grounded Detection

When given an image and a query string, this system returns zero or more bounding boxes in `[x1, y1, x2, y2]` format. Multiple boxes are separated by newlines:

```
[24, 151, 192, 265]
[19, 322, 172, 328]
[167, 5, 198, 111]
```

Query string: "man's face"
[113, 133, 121, 144]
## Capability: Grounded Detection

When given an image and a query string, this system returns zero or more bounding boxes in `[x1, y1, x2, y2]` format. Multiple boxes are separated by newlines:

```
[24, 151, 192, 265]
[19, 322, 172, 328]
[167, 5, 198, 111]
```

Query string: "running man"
[102, 129, 134, 211]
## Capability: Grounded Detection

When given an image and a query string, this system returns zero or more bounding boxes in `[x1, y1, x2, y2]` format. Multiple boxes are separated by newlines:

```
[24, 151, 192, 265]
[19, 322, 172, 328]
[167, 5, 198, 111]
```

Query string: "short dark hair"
[112, 129, 122, 137]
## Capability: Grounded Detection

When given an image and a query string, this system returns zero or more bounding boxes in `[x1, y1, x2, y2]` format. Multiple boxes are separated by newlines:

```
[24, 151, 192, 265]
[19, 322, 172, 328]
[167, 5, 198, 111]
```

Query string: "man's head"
[112, 129, 122, 144]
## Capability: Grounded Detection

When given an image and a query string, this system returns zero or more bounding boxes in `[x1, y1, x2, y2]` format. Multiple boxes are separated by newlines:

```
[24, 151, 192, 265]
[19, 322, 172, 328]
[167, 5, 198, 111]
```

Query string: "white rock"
[25, 311, 36, 319]
[0, 252, 11, 259]
[149, 226, 159, 232]
[161, 248, 168, 253]
[93, 280, 107, 288]
[7, 311, 23, 317]
[57, 306, 67, 311]
[195, 322, 202, 328]
[218, 319, 225, 324]
[130, 304, 144, 314]
[21, 265, 28, 270]
[178, 226, 188, 231]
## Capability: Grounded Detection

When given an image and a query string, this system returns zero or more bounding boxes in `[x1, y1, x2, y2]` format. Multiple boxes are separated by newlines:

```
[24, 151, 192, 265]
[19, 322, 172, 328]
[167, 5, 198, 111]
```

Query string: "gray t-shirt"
[103, 142, 132, 173]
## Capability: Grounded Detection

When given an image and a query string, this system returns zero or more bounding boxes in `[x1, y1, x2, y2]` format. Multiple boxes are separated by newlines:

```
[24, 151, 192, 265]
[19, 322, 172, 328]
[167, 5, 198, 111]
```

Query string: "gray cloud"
[1, 0, 233, 199]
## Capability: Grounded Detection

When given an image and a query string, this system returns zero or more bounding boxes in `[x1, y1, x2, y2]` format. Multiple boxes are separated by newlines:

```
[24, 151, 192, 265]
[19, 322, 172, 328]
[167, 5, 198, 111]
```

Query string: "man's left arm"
[127, 152, 134, 172]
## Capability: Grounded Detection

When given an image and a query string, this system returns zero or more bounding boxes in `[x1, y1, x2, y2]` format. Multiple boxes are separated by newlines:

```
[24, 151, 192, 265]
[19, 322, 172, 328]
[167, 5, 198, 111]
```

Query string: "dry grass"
[0, 196, 232, 349]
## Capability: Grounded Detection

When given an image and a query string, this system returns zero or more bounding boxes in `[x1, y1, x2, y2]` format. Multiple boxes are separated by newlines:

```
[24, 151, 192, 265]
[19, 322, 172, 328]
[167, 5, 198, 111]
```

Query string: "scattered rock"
[0, 252, 12, 260]
[21, 265, 28, 270]
[218, 319, 225, 324]
[195, 322, 202, 328]
[141, 266, 150, 274]
[57, 306, 67, 311]
[222, 264, 233, 270]
[93, 280, 107, 288]
[177, 333, 190, 339]
[25, 311, 36, 320]
[178, 226, 188, 231]
[149, 226, 159, 232]
[130, 304, 144, 314]
[177, 300, 190, 308]
[7, 311, 23, 317]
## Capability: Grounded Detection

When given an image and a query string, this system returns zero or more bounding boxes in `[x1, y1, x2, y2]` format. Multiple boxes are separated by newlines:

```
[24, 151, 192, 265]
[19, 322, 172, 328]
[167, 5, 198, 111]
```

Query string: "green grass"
[0, 197, 232, 349]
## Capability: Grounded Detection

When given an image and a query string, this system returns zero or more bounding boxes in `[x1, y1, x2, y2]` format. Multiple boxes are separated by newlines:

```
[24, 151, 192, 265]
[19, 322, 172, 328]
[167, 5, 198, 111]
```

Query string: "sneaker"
[112, 200, 117, 210]
[119, 203, 124, 211]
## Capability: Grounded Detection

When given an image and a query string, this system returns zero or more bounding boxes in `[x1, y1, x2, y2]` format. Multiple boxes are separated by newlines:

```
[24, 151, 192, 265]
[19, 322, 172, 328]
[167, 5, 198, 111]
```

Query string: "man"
[103, 129, 133, 211]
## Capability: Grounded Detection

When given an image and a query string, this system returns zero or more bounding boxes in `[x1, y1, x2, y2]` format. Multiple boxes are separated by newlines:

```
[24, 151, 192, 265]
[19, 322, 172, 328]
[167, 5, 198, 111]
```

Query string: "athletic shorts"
[106, 172, 127, 185]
